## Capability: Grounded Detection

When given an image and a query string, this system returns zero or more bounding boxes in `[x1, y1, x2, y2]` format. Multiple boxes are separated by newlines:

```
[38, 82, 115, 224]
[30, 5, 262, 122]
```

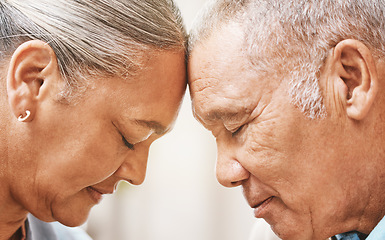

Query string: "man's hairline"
[188, 12, 327, 121]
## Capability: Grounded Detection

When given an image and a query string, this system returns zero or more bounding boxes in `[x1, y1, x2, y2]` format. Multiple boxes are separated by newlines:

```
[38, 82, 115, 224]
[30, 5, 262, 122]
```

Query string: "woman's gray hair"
[1, 0, 186, 99]
[189, 0, 385, 119]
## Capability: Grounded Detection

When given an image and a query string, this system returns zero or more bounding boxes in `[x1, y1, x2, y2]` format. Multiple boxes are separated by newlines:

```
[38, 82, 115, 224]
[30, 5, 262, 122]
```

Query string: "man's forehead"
[188, 22, 279, 126]
[188, 23, 246, 80]
[190, 73, 261, 125]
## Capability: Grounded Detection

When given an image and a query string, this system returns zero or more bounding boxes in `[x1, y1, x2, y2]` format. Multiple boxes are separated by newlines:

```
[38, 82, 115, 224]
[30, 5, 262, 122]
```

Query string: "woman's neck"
[0, 177, 28, 240]
[0, 215, 26, 240]
[8, 228, 23, 240]
[0, 103, 29, 240]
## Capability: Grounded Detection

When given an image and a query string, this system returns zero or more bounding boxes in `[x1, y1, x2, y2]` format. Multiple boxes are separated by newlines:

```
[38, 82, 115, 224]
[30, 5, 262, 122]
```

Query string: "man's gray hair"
[1, 0, 186, 98]
[189, 0, 385, 119]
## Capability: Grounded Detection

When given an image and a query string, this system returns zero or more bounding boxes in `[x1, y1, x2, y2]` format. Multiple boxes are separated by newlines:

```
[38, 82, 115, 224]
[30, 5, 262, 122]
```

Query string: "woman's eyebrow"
[134, 119, 168, 135]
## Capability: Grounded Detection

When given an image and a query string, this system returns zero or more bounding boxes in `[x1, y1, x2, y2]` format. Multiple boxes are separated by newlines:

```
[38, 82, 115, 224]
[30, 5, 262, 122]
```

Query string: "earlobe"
[6, 40, 60, 122]
[332, 39, 378, 121]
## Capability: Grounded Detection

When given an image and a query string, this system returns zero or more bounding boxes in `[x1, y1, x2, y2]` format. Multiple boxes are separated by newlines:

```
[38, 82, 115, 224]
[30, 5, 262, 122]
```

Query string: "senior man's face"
[189, 25, 375, 239]
[12, 50, 186, 226]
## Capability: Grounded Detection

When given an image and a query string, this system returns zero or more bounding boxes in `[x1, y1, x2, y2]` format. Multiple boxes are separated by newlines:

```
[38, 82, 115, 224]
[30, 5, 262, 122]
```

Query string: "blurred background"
[84, 1, 270, 239]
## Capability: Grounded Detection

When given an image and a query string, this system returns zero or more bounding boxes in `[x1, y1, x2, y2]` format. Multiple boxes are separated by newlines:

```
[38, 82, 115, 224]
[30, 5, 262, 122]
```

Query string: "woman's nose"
[114, 146, 149, 185]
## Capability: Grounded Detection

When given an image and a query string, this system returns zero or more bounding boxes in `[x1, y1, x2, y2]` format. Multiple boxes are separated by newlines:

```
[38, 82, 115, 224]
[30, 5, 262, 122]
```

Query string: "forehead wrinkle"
[189, 76, 219, 94]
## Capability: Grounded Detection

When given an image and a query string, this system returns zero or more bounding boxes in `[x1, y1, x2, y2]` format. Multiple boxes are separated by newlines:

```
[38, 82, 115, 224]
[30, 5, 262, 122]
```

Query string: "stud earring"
[18, 110, 31, 122]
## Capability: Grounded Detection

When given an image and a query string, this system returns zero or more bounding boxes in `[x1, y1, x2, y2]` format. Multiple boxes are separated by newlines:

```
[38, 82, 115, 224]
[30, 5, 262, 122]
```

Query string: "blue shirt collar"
[333, 215, 385, 240]
[366, 215, 385, 240]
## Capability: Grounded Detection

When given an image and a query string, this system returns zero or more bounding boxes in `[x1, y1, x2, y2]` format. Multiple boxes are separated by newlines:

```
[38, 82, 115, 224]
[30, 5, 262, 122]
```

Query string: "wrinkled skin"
[188, 23, 385, 240]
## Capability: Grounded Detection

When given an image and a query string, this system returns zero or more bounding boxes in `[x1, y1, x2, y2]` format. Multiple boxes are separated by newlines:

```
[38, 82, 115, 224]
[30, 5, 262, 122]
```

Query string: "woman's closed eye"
[122, 135, 135, 150]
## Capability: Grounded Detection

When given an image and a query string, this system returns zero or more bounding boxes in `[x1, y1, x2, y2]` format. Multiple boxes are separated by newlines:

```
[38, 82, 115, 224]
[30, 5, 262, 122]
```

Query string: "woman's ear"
[331, 39, 378, 120]
[7, 40, 61, 122]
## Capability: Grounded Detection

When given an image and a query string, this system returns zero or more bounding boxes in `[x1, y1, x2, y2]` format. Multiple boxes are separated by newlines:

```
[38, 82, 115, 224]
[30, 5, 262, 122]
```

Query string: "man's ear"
[7, 40, 61, 122]
[331, 39, 378, 120]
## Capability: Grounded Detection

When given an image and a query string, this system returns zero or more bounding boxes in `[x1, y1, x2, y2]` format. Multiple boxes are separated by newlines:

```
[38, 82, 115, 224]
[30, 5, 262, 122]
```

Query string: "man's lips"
[253, 196, 274, 218]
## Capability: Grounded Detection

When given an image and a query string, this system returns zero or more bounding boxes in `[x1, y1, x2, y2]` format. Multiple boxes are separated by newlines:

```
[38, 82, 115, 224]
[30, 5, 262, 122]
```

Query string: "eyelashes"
[113, 121, 135, 151]
[122, 135, 135, 150]
[231, 124, 248, 138]
[231, 125, 243, 137]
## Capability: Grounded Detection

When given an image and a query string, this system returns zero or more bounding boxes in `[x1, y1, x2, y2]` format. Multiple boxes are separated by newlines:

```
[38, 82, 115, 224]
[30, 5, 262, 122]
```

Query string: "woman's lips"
[86, 186, 104, 204]
[254, 196, 274, 218]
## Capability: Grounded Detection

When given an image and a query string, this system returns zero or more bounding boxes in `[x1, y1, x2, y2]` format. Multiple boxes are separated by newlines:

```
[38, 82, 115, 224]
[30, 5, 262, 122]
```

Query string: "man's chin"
[270, 222, 315, 240]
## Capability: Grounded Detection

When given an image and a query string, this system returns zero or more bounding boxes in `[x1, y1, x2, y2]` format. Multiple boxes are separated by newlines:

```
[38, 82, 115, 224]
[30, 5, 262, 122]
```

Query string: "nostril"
[230, 180, 243, 187]
[125, 179, 133, 185]
[122, 178, 136, 185]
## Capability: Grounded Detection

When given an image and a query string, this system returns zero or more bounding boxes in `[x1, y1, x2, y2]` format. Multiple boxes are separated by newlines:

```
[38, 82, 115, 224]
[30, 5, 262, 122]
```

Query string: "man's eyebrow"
[134, 119, 168, 135]
[205, 110, 239, 122]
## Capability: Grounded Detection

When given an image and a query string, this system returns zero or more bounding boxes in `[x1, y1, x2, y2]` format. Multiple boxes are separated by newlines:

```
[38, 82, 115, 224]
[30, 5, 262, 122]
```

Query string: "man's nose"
[114, 145, 150, 185]
[215, 139, 250, 187]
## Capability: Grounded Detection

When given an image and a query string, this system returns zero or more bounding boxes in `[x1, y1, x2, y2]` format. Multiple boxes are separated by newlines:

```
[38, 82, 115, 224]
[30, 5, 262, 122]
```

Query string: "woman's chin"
[49, 205, 92, 227]
[55, 213, 89, 227]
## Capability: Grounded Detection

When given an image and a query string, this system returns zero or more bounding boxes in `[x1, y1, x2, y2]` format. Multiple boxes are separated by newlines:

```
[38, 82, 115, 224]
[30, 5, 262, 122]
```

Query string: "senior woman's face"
[10, 50, 186, 226]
